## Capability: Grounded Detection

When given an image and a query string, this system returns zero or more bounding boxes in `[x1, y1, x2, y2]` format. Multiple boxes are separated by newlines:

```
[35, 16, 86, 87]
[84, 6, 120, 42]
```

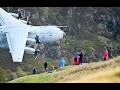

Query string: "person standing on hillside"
[59, 57, 66, 68]
[73, 51, 78, 64]
[80, 52, 83, 65]
[77, 53, 80, 65]
[102, 47, 108, 61]
[32, 67, 37, 74]
[71, 57, 75, 65]
[44, 61, 48, 72]
[108, 46, 113, 59]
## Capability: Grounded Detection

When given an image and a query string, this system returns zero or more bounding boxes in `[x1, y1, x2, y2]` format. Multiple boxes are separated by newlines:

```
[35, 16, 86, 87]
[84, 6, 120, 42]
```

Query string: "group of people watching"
[32, 58, 67, 74]
[44, 57, 67, 73]
[72, 46, 113, 65]
[32, 46, 113, 74]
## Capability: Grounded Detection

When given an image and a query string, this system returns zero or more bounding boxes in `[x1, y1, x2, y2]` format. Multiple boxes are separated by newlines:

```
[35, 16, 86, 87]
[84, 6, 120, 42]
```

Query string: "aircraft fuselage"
[0, 25, 65, 48]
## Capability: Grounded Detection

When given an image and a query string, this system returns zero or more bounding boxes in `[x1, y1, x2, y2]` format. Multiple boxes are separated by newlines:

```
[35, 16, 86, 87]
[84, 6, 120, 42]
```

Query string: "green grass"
[8, 66, 70, 83]
[8, 73, 53, 83]
[8, 56, 120, 83]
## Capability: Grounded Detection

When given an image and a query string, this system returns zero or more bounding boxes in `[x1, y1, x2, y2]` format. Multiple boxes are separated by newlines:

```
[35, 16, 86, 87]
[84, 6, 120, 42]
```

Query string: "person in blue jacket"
[59, 57, 66, 68]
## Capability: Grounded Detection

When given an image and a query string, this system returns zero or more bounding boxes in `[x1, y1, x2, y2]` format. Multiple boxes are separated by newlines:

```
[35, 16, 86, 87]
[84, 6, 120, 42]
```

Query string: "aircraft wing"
[0, 7, 30, 62]
[5, 27, 28, 62]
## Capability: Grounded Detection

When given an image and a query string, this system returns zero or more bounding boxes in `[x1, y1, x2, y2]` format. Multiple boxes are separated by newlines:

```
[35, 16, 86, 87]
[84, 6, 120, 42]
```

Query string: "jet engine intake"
[24, 47, 40, 55]
[24, 47, 35, 54]
[26, 38, 36, 45]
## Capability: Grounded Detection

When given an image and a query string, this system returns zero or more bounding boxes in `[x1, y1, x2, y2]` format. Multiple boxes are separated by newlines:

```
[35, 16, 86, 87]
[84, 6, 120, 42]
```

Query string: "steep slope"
[8, 56, 120, 83]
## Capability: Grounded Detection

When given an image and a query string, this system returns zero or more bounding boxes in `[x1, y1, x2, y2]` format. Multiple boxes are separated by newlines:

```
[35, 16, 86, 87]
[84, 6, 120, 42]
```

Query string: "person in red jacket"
[71, 57, 75, 65]
[102, 47, 108, 61]
[71, 57, 78, 65]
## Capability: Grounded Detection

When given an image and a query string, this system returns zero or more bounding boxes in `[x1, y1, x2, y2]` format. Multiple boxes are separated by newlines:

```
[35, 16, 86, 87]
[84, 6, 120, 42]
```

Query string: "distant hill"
[8, 56, 120, 83]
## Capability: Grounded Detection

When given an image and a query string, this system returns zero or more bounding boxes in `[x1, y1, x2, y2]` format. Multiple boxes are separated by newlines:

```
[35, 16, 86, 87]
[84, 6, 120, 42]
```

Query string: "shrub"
[16, 66, 27, 77]
[0, 67, 12, 83]
[97, 35, 110, 46]
[80, 40, 96, 53]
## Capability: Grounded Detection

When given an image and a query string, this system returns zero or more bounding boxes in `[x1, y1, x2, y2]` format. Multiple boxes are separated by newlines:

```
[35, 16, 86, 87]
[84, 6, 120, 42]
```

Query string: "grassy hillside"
[8, 56, 120, 83]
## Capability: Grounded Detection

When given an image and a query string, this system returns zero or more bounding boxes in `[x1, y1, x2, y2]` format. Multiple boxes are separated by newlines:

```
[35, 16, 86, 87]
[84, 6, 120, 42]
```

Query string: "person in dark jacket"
[77, 53, 80, 65]
[44, 61, 48, 72]
[80, 52, 83, 65]
[32, 67, 37, 74]
[108, 46, 113, 59]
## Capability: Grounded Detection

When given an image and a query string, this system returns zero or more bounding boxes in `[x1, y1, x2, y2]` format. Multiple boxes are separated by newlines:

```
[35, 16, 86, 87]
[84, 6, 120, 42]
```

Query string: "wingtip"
[12, 58, 23, 62]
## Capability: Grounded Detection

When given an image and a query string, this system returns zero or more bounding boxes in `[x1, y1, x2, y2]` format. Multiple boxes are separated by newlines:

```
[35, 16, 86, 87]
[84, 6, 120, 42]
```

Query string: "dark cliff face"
[1, 7, 120, 69]
[3, 7, 120, 37]
[4, 7, 120, 39]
